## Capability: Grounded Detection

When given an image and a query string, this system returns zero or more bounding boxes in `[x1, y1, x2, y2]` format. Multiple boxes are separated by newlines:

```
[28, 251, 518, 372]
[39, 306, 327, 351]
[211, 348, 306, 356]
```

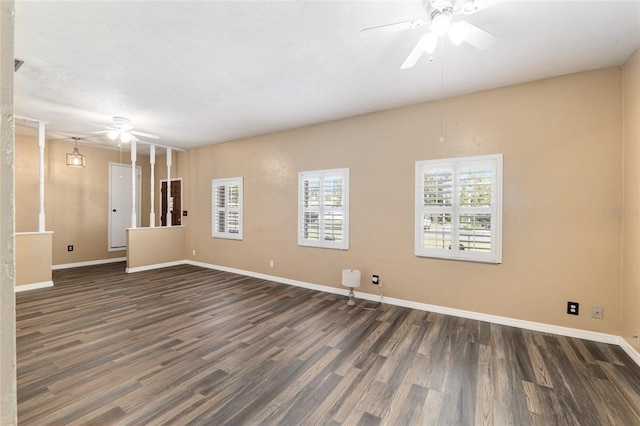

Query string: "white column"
[149, 144, 155, 228]
[166, 147, 172, 227]
[130, 140, 137, 229]
[38, 121, 45, 232]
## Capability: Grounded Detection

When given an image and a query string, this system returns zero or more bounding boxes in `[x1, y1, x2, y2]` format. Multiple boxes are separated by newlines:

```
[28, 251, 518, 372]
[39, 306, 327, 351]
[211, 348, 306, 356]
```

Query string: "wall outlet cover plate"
[567, 301, 579, 315]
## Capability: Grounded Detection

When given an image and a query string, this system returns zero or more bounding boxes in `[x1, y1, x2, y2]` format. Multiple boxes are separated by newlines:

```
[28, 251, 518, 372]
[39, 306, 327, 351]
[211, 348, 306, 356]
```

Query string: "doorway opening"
[161, 178, 182, 226]
[109, 163, 142, 251]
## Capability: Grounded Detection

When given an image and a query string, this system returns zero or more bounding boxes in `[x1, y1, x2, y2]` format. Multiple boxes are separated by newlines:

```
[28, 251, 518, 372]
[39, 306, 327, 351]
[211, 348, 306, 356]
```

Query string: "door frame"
[108, 162, 142, 251]
[160, 177, 182, 227]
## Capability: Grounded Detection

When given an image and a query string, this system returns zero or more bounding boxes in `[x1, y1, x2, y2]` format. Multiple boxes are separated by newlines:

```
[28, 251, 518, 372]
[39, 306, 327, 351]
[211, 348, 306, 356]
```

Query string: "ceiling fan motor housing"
[428, 0, 453, 11]
[427, 0, 477, 14]
[112, 116, 133, 131]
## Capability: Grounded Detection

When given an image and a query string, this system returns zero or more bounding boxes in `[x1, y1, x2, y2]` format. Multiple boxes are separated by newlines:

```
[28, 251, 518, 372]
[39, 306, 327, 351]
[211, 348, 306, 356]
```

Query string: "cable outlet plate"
[372, 275, 379, 285]
[591, 306, 603, 319]
[567, 301, 579, 315]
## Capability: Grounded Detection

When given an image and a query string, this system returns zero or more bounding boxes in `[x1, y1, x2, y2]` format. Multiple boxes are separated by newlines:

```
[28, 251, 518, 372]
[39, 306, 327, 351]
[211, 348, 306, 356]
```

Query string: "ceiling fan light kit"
[430, 8, 453, 36]
[93, 116, 160, 144]
[120, 131, 133, 143]
[449, 21, 471, 46]
[362, 0, 497, 69]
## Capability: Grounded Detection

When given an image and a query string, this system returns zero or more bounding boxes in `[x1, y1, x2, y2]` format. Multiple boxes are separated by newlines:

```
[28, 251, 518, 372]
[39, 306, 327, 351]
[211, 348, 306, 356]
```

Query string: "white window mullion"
[451, 164, 461, 257]
[319, 177, 327, 242]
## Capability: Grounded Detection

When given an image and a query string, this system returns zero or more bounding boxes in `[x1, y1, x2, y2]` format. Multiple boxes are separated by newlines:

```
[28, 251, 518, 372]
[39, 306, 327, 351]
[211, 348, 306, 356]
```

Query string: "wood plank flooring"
[16, 262, 640, 425]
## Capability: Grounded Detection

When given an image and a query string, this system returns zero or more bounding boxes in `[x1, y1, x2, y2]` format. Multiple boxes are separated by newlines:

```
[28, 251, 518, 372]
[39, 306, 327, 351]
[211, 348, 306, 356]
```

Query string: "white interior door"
[109, 163, 141, 251]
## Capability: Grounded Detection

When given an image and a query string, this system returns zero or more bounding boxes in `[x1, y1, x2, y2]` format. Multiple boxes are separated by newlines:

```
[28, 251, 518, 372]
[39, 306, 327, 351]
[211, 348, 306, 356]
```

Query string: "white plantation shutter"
[212, 177, 243, 240]
[421, 165, 454, 252]
[416, 154, 502, 263]
[458, 160, 494, 256]
[215, 184, 227, 234]
[302, 177, 321, 241]
[299, 169, 349, 249]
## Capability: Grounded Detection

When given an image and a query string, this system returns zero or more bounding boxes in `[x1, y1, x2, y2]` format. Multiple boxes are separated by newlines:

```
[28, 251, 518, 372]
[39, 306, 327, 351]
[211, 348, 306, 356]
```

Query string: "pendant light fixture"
[66, 137, 86, 167]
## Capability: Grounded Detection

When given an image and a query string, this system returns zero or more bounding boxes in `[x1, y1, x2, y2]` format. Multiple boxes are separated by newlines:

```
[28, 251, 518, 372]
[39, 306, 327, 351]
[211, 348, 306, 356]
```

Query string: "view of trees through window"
[302, 176, 344, 242]
[422, 166, 493, 253]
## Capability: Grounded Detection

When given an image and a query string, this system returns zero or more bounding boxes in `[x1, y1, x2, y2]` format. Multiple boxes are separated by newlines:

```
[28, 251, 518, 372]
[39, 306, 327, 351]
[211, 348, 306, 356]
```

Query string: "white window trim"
[298, 168, 349, 250]
[415, 154, 502, 264]
[212, 177, 243, 240]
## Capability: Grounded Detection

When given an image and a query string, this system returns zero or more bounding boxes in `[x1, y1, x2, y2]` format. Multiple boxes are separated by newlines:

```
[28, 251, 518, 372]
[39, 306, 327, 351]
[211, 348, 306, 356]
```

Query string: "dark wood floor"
[16, 263, 640, 425]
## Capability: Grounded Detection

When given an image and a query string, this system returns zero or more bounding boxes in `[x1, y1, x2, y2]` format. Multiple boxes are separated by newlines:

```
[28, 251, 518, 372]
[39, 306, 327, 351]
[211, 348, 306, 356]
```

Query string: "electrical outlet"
[269, 260, 274, 268]
[634, 329, 639, 345]
[591, 306, 603, 319]
[192, 249, 196, 256]
[67, 245, 73, 252]
[372, 275, 380, 285]
[567, 301, 579, 315]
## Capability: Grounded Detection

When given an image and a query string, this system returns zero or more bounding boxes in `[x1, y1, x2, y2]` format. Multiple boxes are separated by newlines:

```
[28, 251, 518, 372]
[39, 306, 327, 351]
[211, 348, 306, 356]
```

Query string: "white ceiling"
[13, 0, 640, 150]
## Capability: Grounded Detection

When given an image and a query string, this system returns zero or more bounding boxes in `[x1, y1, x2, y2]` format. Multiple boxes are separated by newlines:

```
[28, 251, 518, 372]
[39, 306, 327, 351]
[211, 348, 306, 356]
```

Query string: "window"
[415, 154, 502, 263]
[298, 168, 349, 250]
[212, 177, 243, 240]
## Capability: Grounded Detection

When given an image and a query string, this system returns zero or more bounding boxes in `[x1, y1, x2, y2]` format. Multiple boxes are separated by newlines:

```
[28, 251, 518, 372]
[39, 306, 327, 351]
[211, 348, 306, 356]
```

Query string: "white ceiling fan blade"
[88, 123, 114, 131]
[361, 18, 426, 36]
[92, 129, 123, 141]
[401, 42, 425, 70]
[462, 23, 496, 50]
[130, 130, 160, 140]
[400, 33, 438, 70]
[91, 129, 119, 140]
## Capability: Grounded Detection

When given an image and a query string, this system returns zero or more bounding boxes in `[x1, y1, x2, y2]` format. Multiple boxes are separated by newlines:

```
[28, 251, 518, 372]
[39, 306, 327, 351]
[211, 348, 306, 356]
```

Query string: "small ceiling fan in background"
[361, 0, 500, 69]
[93, 116, 159, 143]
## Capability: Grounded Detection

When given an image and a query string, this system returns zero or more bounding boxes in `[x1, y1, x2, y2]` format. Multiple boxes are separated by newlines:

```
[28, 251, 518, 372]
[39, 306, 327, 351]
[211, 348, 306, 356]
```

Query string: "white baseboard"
[187, 260, 348, 297]
[126, 260, 186, 274]
[133, 259, 634, 365]
[618, 336, 640, 366]
[52, 257, 127, 270]
[15, 281, 53, 292]
[378, 294, 620, 345]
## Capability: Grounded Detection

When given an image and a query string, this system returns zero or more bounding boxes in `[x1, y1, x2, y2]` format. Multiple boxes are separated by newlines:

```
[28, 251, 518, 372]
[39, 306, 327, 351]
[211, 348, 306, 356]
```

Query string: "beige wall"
[11, 66, 631, 338]
[15, 232, 52, 287]
[622, 48, 640, 349]
[127, 226, 185, 270]
[185, 67, 623, 334]
[15, 136, 151, 265]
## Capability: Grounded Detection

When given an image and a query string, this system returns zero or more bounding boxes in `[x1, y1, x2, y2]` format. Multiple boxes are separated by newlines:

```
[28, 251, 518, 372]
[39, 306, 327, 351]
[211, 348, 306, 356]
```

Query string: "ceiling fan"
[93, 116, 159, 143]
[361, 0, 499, 69]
